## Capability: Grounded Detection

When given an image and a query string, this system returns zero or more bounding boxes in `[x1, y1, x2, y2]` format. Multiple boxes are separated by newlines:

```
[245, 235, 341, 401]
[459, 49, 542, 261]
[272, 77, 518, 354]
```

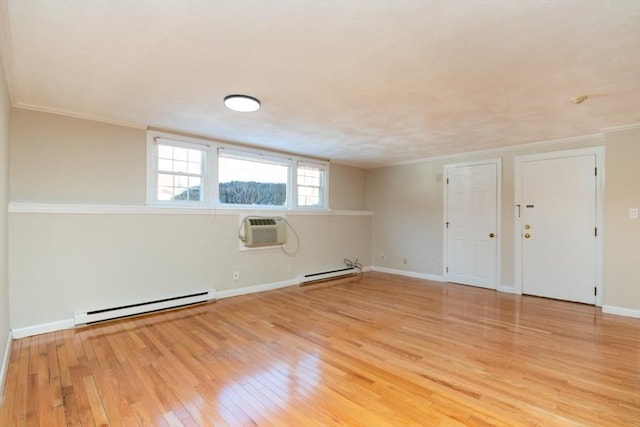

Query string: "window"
[150, 138, 207, 204]
[147, 132, 329, 209]
[218, 150, 289, 207]
[297, 162, 326, 207]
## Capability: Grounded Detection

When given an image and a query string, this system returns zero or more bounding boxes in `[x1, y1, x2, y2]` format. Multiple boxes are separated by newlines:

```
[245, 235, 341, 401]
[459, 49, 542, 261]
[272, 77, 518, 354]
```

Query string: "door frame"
[443, 158, 502, 289]
[514, 147, 605, 306]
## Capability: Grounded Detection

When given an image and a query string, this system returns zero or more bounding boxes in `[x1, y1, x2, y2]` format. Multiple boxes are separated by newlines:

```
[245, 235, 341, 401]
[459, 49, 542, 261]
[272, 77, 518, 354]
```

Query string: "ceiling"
[1, 0, 639, 168]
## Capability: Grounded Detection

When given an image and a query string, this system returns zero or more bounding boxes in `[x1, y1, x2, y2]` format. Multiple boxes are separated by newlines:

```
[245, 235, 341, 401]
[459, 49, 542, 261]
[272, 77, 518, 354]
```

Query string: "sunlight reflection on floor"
[217, 352, 321, 423]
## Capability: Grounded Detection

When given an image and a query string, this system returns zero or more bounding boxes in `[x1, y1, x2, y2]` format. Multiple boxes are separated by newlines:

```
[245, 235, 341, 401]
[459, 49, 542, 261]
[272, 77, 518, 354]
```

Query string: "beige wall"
[329, 163, 366, 210]
[0, 52, 10, 378]
[367, 130, 640, 313]
[10, 109, 146, 204]
[8, 109, 372, 330]
[9, 212, 372, 329]
[603, 128, 640, 311]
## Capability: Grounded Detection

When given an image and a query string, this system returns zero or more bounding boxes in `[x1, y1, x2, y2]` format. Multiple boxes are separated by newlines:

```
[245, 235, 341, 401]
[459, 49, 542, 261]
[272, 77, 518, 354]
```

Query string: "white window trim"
[146, 133, 212, 206]
[295, 160, 329, 209]
[146, 130, 330, 210]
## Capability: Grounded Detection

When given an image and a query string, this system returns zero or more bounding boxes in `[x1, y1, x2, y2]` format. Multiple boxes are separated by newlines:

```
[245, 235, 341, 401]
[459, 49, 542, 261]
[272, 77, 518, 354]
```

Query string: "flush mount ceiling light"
[224, 94, 261, 112]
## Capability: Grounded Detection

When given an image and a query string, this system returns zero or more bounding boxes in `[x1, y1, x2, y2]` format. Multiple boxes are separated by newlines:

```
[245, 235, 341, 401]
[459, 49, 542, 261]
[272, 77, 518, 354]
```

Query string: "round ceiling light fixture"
[224, 94, 261, 112]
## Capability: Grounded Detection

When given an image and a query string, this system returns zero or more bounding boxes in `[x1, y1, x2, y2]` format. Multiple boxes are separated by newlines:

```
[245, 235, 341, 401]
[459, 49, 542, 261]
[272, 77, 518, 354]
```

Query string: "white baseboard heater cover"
[74, 289, 216, 326]
[300, 267, 358, 285]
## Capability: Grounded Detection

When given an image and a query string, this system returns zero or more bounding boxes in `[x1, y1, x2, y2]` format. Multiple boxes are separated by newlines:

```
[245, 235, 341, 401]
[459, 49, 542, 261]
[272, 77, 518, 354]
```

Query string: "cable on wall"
[278, 216, 300, 256]
[343, 258, 363, 277]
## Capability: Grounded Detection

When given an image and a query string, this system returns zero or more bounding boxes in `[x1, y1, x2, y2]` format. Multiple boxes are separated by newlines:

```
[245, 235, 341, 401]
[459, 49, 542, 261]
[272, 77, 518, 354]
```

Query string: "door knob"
[489, 233, 495, 238]
[524, 233, 531, 239]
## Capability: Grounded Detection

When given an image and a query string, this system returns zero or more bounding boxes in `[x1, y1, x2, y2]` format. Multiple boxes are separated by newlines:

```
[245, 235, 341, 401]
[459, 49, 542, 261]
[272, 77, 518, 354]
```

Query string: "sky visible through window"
[218, 156, 288, 184]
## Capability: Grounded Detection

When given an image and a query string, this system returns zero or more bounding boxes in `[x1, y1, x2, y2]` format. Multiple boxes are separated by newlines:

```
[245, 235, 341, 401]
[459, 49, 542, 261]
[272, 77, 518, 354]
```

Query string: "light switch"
[630, 208, 639, 219]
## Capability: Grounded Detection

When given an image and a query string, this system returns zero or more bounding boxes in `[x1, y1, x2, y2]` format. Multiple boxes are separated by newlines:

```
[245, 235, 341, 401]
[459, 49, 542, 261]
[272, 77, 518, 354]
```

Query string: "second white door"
[519, 153, 597, 304]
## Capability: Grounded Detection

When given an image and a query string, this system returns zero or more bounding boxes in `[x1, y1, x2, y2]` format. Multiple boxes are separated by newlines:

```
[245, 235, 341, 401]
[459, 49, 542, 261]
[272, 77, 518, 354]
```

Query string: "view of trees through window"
[218, 153, 288, 206]
[218, 181, 286, 205]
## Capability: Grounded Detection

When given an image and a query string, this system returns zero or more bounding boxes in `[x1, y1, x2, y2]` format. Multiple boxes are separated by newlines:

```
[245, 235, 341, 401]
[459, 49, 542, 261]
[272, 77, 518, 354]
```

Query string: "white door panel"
[446, 162, 498, 289]
[521, 154, 597, 304]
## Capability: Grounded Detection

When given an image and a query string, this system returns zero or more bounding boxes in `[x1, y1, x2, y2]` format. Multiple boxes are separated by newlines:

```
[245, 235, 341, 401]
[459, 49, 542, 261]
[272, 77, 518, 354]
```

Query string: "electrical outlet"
[437, 260, 443, 269]
[287, 264, 293, 272]
[402, 257, 407, 265]
[233, 271, 240, 281]
[380, 255, 385, 262]
[630, 208, 639, 219]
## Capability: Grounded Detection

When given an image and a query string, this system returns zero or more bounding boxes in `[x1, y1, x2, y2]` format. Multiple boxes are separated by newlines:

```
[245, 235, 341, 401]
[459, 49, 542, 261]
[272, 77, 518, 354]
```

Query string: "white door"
[445, 161, 499, 289]
[520, 154, 597, 304]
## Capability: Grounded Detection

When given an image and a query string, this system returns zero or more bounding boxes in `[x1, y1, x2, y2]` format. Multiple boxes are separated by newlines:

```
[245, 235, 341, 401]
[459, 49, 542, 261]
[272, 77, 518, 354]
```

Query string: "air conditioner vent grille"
[249, 218, 277, 226]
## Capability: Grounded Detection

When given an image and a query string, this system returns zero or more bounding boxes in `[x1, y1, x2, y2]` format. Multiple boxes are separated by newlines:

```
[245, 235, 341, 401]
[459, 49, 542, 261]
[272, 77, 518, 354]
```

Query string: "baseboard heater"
[300, 267, 358, 285]
[74, 289, 216, 326]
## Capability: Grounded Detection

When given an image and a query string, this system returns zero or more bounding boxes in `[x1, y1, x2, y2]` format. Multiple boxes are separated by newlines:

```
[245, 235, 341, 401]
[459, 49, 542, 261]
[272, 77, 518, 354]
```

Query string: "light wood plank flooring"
[1, 272, 638, 426]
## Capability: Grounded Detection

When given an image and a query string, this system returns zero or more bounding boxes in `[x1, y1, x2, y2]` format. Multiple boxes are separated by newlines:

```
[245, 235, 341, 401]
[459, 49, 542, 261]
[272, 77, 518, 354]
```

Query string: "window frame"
[146, 131, 330, 210]
[218, 147, 292, 209]
[295, 160, 328, 209]
[147, 136, 212, 206]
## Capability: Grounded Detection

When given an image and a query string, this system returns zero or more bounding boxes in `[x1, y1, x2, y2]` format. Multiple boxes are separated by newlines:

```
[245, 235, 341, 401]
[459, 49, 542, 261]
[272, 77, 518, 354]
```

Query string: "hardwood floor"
[1, 272, 638, 426]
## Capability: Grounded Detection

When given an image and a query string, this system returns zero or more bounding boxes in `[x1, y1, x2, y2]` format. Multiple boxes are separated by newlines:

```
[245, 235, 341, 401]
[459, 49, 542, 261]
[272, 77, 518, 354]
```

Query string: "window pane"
[298, 168, 321, 186]
[158, 186, 175, 201]
[173, 147, 188, 161]
[155, 143, 206, 203]
[188, 149, 202, 162]
[172, 186, 201, 201]
[188, 161, 201, 174]
[158, 174, 174, 186]
[297, 164, 324, 207]
[158, 145, 173, 159]
[298, 186, 320, 206]
[158, 159, 173, 172]
[174, 160, 188, 173]
[218, 155, 288, 206]
[175, 175, 189, 188]
[188, 176, 201, 188]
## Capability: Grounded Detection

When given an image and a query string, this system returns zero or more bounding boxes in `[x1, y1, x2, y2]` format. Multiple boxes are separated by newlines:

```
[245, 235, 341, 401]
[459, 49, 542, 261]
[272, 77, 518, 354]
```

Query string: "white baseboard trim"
[12, 319, 74, 339]
[9, 269, 375, 338]
[497, 285, 520, 294]
[372, 266, 446, 282]
[0, 331, 13, 399]
[602, 305, 640, 318]
[217, 278, 300, 299]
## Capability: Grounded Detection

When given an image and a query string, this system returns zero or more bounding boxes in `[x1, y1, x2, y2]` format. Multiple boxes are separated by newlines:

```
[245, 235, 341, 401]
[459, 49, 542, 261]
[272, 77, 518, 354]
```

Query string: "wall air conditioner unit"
[242, 217, 287, 247]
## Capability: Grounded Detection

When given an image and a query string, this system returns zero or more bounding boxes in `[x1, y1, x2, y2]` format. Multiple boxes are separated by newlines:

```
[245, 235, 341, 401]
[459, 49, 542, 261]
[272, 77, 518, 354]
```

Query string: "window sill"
[8, 202, 373, 216]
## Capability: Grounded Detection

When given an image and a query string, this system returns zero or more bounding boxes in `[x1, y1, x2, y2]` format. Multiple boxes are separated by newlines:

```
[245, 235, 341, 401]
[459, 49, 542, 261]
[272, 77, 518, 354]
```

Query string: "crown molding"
[13, 103, 147, 130]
